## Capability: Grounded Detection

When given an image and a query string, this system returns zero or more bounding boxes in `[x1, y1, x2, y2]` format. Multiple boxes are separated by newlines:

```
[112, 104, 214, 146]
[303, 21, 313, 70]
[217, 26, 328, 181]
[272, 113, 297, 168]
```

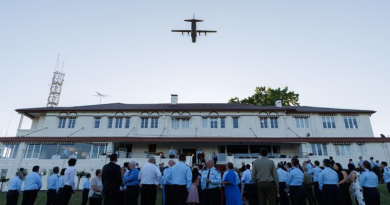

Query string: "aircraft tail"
[184, 19, 203, 22]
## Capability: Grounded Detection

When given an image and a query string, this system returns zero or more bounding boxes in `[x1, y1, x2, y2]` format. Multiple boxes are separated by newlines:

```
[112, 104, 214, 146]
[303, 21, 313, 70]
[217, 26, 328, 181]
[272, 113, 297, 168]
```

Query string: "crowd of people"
[5, 148, 390, 205]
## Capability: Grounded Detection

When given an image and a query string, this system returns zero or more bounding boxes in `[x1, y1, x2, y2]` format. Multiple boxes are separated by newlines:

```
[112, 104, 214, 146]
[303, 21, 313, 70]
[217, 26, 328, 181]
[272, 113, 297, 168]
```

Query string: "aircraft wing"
[196, 30, 217, 34]
[171, 30, 191, 34]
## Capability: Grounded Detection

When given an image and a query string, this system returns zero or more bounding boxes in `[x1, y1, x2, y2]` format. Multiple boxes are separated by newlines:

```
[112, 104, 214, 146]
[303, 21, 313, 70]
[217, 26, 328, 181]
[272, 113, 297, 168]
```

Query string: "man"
[286, 158, 306, 205]
[81, 173, 91, 205]
[241, 164, 254, 205]
[302, 167, 317, 205]
[329, 156, 335, 167]
[169, 147, 176, 158]
[196, 149, 202, 163]
[124, 161, 140, 205]
[319, 159, 340, 205]
[201, 159, 221, 205]
[102, 154, 123, 205]
[21, 166, 42, 205]
[308, 161, 323, 205]
[251, 148, 279, 205]
[138, 156, 162, 205]
[162, 160, 176, 205]
[358, 156, 364, 168]
[160, 163, 165, 173]
[276, 163, 289, 205]
[61, 158, 77, 205]
[241, 162, 246, 172]
[212, 152, 218, 165]
[381, 161, 390, 193]
[47, 166, 59, 205]
[369, 157, 375, 169]
[306, 159, 313, 171]
[349, 159, 356, 167]
[6, 170, 23, 205]
[119, 167, 127, 205]
[168, 153, 192, 205]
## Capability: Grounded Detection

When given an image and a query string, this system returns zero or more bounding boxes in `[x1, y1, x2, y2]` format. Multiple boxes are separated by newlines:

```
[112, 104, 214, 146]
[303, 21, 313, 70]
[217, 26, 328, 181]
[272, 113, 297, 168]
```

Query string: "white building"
[1, 95, 389, 190]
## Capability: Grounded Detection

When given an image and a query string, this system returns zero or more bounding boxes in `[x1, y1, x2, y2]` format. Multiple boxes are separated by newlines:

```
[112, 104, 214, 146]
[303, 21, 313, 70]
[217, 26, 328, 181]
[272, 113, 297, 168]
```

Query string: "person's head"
[53, 166, 59, 174]
[314, 160, 320, 166]
[206, 159, 214, 169]
[124, 162, 129, 168]
[359, 156, 362, 160]
[334, 163, 343, 171]
[323, 159, 331, 167]
[246, 164, 251, 170]
[179, 153, 186, 162]
[226, 162, 234, 170]
[329, 156, 333, 160]
[348, 163, 356, 172]
[277, 162, 284, 169]
[375, 160, 379, 163]
[86, 173, 91, 178]
[370, 157, 373, 160]
[32, 166, 39, 172]
[129, 161, 136, 170]
[222, 166, 226, 172]
[95, 169, 102, 178]
[381, 161, 388, 168]
[121, 167, 127, 174]
[362, 161, 372, 171]
[291, 158, 299, 167]
[307, 159, 311, 163]
[349, 159, 353, 162]
[60, 168, 66, 176]
[68, 158, 77, 166]
[260, 148, 268, 157]
[136, 163, 139, 167]
[168, 160, 175, 167]
[286, 162, 292, 169]
[110, 154, 118, 162]
[15, 171, 24, 179]
[241, 162, 245, 165]
[191, 168, 199, 183]
[213, 151, 215, 154]
[199, 164, 203, 170]
[148, 156, 156, 164]
[302, 161, 307, 166]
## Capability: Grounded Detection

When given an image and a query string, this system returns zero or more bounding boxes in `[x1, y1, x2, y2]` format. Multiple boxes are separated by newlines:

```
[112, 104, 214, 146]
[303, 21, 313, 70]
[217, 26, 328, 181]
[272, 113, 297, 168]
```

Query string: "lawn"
[0, 184, 388, 205]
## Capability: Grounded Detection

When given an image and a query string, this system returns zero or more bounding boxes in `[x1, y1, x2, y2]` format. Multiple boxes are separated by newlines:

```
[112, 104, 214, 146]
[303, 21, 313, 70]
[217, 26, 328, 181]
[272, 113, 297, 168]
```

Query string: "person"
[187, 167, 201, 205]
[286, 158, 306, 205]
[242, 164, 255, 205]
[61, 158, 77, 205]
[222, 162, 243, 205]
[138, 156, 162, 205]
[119, 167, 127, 205]
[251, 148, 279, 205]
[329, 156, 335, 167]
[319, 159, 340, 205]
[286, 162, 293, 172]
[169, 147, 176, 158]
[348, 163, 365, 205]
[89, 169, 103, 205]
[212, 152, 218, 165]
[162, 160, 175, 205]
[349, 159, 356, 167]
[123, 161, 140, 205]
[81, 173, 91, 205]
[57, 168, 66, 205]
[201, 159, 221, 205]
[196, 149, 202, 164]
[276, 163, 289, 205]
[168, 153, 192, 205]
[302, 167, 316, 205]
[369, 157, 375, 169]
[381, 161, 390, 194]
[306, 159, 313, 171]
[359, 161, 380, 205]
[102, 153, 122, 205]
[308, 161, 323, 205]
[240, 162, 246, 172]
[358, 156, 364, 168]
[47, 166, 60, 205]
[6, 170, 23, 205]
[21, 166, 42, 205]
[334, 163, 352, 205]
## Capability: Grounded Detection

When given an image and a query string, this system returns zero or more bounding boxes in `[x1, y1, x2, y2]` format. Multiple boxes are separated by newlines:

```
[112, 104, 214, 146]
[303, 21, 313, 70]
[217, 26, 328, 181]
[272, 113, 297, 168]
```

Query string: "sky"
[0, 0, 389, 137]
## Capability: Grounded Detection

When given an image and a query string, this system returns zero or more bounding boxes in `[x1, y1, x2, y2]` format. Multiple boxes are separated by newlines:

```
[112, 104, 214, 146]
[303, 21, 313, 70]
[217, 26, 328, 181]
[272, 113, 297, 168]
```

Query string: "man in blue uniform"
[308, 161, 323, 205]
[201, 159, 221, 205]
[358, 156, 364, 168]
[169, 147, 176, 159]
[168, 153, 192, 205]
[6, 170, 24, 205]
[162, 160, 175, 205]
[381, 161, 390, 194]
[21, 166, 42, 205]
[47, 166, 59, 205]
[81, 173, 91, 205]
[286, 158, 306, 205]
[242, 164, 254, 205]
[124, 161, 140, 205]
[276, 163, 289, 205]
[319, 159, 340, 205]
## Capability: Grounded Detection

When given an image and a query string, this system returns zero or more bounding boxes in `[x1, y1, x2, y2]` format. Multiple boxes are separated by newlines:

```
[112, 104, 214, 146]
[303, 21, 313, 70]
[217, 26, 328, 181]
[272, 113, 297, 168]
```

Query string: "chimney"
[275, 99, 282, 107]
[171, 94, 178, 104]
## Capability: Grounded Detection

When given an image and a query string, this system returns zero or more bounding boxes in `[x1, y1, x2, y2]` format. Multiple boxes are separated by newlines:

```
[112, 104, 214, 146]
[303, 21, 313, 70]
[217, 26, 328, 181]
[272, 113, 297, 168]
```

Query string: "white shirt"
[138, 163, 162, 185]
[64, 166, 76, 190]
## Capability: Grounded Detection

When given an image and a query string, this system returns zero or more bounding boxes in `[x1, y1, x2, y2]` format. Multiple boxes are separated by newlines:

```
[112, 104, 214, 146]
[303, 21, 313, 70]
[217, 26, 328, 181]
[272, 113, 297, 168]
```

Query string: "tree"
[76, 171, 85, 190]
[229, 86, 300, 106]
[0, 176, 9, 192]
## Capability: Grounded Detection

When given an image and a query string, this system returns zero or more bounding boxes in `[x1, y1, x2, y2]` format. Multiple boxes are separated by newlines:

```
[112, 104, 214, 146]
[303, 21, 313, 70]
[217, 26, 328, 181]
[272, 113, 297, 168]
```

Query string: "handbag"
[90, 192, 103, 199]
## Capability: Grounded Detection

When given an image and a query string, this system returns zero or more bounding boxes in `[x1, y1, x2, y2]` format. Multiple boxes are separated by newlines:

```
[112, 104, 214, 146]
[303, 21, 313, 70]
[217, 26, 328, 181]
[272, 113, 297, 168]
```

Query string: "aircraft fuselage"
[191, 22, 197, 43]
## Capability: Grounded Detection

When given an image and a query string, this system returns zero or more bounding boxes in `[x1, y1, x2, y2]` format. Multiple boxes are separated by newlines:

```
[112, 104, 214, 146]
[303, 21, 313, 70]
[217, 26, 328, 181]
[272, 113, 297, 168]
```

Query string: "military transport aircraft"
[171, 15, 217, 43]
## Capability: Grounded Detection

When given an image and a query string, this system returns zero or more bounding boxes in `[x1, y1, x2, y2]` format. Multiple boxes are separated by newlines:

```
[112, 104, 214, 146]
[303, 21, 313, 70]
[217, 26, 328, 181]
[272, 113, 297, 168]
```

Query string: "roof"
[15, 103, 376, 115]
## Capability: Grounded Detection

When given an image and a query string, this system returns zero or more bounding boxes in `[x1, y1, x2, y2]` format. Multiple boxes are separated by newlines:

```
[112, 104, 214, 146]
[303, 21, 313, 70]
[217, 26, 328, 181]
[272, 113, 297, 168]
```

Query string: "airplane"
[172, 14, 217, 43]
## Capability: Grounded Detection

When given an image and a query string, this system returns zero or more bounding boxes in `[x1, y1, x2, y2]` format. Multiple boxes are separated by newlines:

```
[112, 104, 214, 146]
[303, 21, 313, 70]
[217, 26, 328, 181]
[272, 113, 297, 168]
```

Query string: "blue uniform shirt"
[306, 163, 313, 171]
[59, 176, 65, 188]
[383, 167, 390, 184]
[360, 170, 378, 188]
[318, 167, 339, 190]
[359, 159, 364, 167]
[123, 168, 139, 186]
[8, 176, 22, 194]
[286, 167, 303, 187]
[308, 166, 321, 182]
[201, 166, 221, 190]
[162, 167, 172, 185]
[83, 178, 90, 189]
[168, 161, 192, 190]
[24, 172, 42, 191]
[169, 149, 175, 155]
[370, 160, 375, 169]
[277, 168, 288, 183]
[47, 174, 59, 192]
[241, 169, 252, 184]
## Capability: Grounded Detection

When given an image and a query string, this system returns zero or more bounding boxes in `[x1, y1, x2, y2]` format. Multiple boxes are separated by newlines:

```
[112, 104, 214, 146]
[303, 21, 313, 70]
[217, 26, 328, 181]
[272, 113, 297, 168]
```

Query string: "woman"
[334, 163, 353, 205]
[56, 168, 66, 205]
[89, 169, 103, 205]
[222, 162, 242, 205]
[348, 163, 365, 205]
[359, 161, 380, 205]
[187, 167, 200, 205]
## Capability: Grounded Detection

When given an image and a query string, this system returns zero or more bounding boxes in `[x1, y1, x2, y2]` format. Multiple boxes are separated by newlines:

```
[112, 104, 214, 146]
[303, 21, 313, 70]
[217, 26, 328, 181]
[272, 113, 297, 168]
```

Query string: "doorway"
[182, 149, 197, 164]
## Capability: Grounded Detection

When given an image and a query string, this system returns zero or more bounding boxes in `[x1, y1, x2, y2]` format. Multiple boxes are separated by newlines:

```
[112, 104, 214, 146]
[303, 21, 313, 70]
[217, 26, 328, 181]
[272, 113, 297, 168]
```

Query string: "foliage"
[229, 86, 300, 106]
[0, 176, 10, 192]
[76, 171, 86, 190]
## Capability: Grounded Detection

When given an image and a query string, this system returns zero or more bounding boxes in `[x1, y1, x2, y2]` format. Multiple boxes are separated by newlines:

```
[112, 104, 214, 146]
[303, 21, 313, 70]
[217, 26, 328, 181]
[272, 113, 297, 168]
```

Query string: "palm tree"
[76, 171, 85, 190]
[0, 176, 10, 192]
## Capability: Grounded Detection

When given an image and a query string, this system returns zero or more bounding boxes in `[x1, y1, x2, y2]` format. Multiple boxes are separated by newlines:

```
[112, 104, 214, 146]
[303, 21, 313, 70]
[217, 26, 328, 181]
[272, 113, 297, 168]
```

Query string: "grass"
[0, 184, 388, 205]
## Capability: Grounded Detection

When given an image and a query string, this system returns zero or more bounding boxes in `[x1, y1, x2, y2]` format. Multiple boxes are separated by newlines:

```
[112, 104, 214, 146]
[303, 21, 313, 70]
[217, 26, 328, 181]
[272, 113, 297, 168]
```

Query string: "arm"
[116, 166, 123, 187]
[286, 171, 292, 187]
[211, 171, 221, 185]
[55, 178, 59, 193]
[70, 169, 76, 190]
[37, 174, 42, 190]
[241, 172, 247, 183]
[90, 178, 102, 192]
[187, 168, 192, 191]
[350, 172, 356, 182]
[359, 173, 365, 187]
[338, 171, 348, 185]
[319, 173, 323, 190]
[271, 164, 279, 189]
[251, 165, 257, 183]
[156, 167, 162, 185]
[17, 180, 22, 194]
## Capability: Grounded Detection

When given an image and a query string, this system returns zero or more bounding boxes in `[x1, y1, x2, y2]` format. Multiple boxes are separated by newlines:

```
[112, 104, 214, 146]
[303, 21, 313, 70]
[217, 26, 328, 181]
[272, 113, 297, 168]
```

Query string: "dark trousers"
[278, 182, 290, 205]
[202, 187, 221, 205]
[125, 185, 140, 205]
[6, 190, 19, 205]
[303, 185, 316, 205]
[322, 185, 340, 205]
[289, 186, 306, 205]
[164, 185, 173, 205]
[257, 181, 277, 205]
[387, 182, 390, 194]
[89, 197, 103, 205]
[213, 158, 218, 165]
[81, 188, 89, 205]
[313, 182, 323, 205]
[21, 190, 39, 205]
[169, 155, 175, 159]
[362, 187, 380, 205]
[172, 185, 188, 205]
[57, 188, 64, 205]
[104, 193, 119, 205]
[243, 184, 254, 205]
[60, 185, 73, 205]
[46, 189, 57, 205]
[140, 184, 156, 205]
[118, 191, 125, 205]
[251, 184, 259, 205]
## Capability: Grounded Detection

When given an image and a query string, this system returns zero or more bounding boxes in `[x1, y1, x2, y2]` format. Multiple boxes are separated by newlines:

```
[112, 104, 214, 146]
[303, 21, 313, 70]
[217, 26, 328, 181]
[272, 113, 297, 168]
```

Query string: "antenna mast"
[47, 55, 65, 107]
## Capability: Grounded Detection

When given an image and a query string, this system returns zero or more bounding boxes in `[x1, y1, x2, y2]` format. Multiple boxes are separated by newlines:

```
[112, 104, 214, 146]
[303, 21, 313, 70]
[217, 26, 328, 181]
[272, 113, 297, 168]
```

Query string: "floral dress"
[349, 171, 365, 205]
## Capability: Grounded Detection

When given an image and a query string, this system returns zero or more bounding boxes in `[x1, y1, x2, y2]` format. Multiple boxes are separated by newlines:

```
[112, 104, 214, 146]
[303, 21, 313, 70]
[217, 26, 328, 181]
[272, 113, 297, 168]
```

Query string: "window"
[233, 118, 239, 128]
[270, 118, 278, 129]
[295, 118, 309, 129]
[227, 145, 249, 158]
[108, 118, 113, 129]
[1, 144, 19, 159]
[182, 119, 189, 129]
[125, 117, 130, 128]
[172, 118, 179, 129]
[1, 169, 7, 178]
[115, 118, 123, 129]
[210, 118, 218, 128]
[39, 144, 58, 159]
[94, 118, 101, 129]
[90, 144, 106, 159]
[68, 118, 76, 128]
[141, 118, 148, 128]
[250, 145, 271, 158]
[202, 118, 208, 128]
[24, 144, 41, 159]
[260, 118, 268, 129]
[74, 143, 92, 159]
[322, 117, 336, 129]
[344, 117, 358, 129]
[358, 145, 365, 156]
[59, 144, 75, 159]
[311, 144, 328, 156]
[335, 145, 351, 156]
[58, 118, 66, 128]
[151, 118, 158, 129]
[221, 118, 225, 128]
[148, 144, 157, 153]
